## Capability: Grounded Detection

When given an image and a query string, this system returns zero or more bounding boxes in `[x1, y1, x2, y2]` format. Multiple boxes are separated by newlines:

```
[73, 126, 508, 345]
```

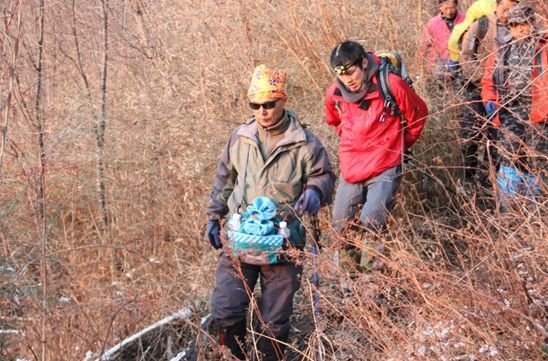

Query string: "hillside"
[0, 0, 546, 360]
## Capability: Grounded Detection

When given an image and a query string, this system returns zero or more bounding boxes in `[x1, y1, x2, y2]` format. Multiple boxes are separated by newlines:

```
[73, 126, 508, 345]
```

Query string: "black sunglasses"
[249, 100, 278, 110]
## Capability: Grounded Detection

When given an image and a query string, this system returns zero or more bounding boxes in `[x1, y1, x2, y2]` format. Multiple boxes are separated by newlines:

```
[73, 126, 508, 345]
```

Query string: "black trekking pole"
[309, 215, 327, 361]
[310, 215, 321, 318]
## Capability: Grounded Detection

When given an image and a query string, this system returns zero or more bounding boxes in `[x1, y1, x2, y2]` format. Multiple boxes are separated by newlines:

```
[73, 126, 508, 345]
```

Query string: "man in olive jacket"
[205, 64, 335, 360]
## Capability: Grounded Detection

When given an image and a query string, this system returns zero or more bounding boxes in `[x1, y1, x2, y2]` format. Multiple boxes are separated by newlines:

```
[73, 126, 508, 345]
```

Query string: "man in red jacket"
[325, 41, 428, 271]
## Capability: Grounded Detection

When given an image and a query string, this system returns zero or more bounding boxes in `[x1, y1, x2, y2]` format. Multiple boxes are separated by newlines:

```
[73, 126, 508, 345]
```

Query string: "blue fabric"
[485, 101, 497, 118]
[497, 165, 520, 196]
[241, 218, 275, 236]
[446, 60, 460, 74]
[227, 196, 284, 265]
[243, 196, 277, 221]
[519, 171, 541, 197]
[240, 196, 278, 236]
[497, 165, 541, 198]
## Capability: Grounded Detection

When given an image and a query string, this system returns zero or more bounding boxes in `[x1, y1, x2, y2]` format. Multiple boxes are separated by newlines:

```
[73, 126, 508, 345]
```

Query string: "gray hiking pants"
[211, 254, 302, 360]
[332, 165, 402, 235]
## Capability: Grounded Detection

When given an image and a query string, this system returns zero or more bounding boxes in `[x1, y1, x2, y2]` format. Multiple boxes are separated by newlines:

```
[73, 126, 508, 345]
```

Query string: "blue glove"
[295, 188, 321, 215]
[446, 60, 460, 74]
[206, 219, 222, 249]
[485, 101, 497, 118]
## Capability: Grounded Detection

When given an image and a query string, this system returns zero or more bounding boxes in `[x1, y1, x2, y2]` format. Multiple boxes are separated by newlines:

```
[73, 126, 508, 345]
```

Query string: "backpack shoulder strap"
[534, 49, 543, 74]
[477, 16, 489, 42]
[466, 16, 489, 58]
[377, 57, 400, 117]
[494, 43, 511, 90]
[235, 141, 250, 213]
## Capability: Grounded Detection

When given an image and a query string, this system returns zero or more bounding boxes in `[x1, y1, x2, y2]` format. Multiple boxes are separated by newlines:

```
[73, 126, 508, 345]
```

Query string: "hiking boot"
[203, 315, 247, 360]
[219, 321, 247, 360]
[359, 240, 385, 272]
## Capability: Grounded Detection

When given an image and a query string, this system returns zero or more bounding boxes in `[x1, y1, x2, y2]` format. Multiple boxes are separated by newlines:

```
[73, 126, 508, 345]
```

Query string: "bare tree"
[97, 0, 109, 233]
[0, 1, 22, 181]
[32, 0, 48, 359]
[67, 0, 109, 233]
[0, 1, 22, 259]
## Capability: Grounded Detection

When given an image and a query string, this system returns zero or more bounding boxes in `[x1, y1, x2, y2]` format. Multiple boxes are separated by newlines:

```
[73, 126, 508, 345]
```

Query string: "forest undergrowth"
[0, 0, 546, 360]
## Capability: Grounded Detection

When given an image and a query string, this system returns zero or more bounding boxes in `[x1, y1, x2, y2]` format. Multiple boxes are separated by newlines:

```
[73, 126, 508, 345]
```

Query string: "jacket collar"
[237, 110, 307, 146]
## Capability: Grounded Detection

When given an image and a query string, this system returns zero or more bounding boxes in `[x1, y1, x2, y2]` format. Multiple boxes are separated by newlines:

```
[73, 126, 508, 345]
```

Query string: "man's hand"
[295, 188, 321, 215]
[485, 101, 497, 118]
[446, 60, 460, 74]
[205, 219, 222, 249]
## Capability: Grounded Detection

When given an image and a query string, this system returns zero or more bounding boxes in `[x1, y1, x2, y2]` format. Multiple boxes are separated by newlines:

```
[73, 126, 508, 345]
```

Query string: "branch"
[89, 308, 193, 361]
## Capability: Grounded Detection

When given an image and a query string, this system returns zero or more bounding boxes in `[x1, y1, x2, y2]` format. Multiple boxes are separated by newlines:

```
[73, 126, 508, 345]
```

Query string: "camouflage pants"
[498, 109, 547, 179]
[459, 83, 499, 180]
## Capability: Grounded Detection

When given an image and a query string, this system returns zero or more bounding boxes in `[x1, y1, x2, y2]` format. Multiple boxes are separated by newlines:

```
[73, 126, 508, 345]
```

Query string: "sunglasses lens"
[249, 100, 277, 110]
[263, 100, 277, 109]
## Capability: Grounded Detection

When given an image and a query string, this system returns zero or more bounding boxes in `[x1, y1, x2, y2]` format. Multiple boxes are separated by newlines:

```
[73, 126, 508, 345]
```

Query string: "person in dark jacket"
[325, 41, 428, 272]
[206, 64, 335, 360]
[481, 5, 547, 208]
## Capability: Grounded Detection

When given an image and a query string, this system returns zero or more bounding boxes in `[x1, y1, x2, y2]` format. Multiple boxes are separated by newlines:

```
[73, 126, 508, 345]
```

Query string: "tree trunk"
[97, 0, 109, 233]
[34, 0, 48, 360]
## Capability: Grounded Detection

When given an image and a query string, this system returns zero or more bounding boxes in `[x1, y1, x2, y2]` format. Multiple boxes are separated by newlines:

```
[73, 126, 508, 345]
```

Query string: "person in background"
[447, 0, 498, 64]
[481, 4, 547, 208]
[417, 0, 465, 83]
[454, 0, 518, 188]
[325, 41, 428, 274]
[205, 64, 335, 360]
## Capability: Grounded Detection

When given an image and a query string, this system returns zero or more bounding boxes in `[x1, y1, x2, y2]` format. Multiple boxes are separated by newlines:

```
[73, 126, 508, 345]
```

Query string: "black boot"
[254, 339, 286, 361]
[219, 320, 247, 360]
[252, 322, 289, 361]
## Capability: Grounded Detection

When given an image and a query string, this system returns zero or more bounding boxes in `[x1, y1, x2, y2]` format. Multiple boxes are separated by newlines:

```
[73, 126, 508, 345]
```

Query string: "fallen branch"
[86, 307, 193, 361]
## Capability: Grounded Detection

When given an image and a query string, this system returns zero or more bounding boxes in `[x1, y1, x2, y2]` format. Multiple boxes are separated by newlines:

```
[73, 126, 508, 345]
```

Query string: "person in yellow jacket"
[447, 0, 497, 62]
[449, 0, 546, 62]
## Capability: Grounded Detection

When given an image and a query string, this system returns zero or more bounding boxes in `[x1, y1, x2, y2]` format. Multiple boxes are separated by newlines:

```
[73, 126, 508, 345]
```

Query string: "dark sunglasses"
[249, 100, 278, 110]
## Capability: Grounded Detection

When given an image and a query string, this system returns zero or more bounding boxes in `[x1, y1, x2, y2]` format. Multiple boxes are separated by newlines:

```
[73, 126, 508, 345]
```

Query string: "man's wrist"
[305, 185, 323, 203]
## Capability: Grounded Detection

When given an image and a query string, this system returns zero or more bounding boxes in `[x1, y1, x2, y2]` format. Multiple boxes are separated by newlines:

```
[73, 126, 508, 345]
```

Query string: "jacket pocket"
[267, 178, 303, 205]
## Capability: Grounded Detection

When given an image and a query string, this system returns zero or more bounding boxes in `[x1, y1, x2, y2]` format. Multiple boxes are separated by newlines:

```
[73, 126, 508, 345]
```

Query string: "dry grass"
[0, 0, 546, 360]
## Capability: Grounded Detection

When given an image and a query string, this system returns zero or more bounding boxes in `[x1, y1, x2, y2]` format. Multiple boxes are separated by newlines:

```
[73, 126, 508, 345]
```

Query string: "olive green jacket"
[207, 110, 335, 246]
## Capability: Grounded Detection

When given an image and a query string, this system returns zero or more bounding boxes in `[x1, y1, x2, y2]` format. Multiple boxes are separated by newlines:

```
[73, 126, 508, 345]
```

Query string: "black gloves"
[206, 219, 222, 249]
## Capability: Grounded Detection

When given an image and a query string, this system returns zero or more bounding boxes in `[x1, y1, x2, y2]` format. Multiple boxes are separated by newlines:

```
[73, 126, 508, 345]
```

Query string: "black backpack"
[334, 50, 414, 122]
[375, 50, 414, 118]
[458, 16, 490, 61]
